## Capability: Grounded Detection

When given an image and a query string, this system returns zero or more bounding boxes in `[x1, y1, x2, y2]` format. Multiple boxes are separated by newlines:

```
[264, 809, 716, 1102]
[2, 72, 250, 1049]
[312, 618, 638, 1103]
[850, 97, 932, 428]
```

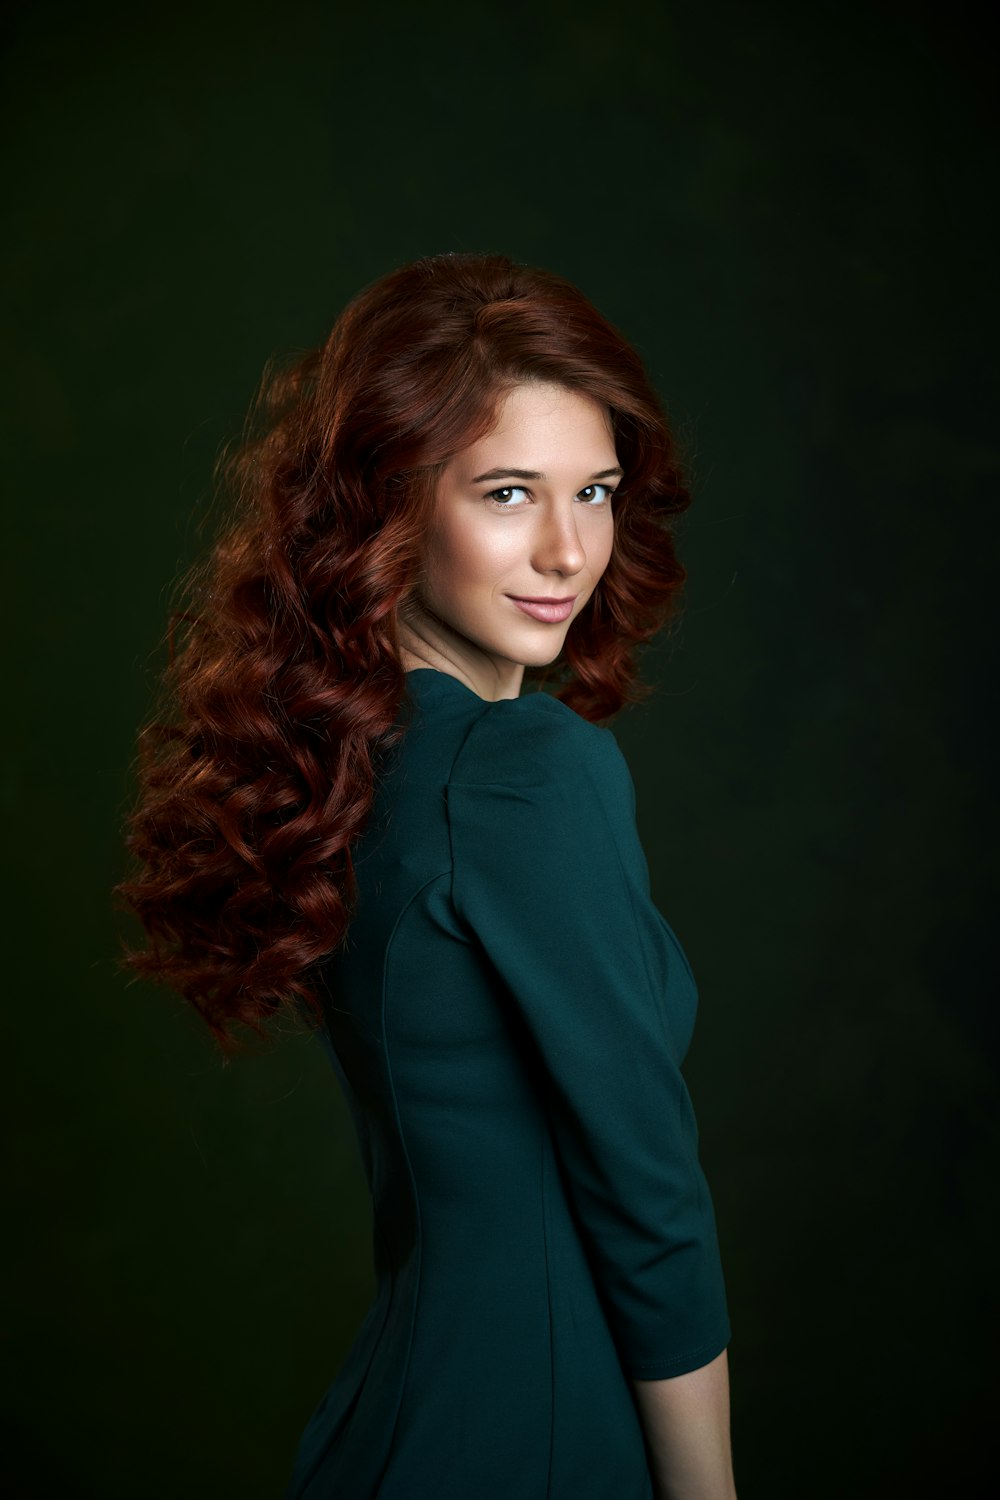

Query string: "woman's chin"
[501, 634, 570, 670]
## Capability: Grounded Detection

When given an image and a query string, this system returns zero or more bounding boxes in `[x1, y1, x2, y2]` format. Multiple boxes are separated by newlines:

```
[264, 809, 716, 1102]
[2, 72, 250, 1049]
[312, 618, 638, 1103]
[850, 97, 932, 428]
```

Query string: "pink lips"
[508, 594, 577, 624]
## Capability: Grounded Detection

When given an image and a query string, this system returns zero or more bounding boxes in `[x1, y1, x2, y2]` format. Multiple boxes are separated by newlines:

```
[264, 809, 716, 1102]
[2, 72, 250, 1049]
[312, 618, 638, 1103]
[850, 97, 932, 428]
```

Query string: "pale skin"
[398, 379, 737, 1499]
[397, 379, 617, 700]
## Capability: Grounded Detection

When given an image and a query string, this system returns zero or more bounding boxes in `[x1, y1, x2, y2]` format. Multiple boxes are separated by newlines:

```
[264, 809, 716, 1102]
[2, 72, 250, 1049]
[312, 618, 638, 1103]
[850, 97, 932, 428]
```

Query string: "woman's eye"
[484, 483, 617, 509]
[578, 483, 616, 505]
[485, 486, 530, 508]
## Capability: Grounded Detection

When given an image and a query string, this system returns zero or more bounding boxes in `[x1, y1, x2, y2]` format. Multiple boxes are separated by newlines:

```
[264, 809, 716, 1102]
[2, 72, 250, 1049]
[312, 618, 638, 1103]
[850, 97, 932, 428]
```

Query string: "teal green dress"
[285, 667, 731, 1499]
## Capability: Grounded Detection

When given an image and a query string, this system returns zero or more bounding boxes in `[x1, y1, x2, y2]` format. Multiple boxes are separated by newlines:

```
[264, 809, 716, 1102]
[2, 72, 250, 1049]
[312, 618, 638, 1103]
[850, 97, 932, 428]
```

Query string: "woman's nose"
[533, 502, 587, 577]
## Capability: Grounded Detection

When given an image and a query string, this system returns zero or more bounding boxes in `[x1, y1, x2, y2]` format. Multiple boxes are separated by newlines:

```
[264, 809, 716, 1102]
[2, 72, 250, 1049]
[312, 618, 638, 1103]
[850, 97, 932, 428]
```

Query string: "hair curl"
[113, 251, 692, 1050]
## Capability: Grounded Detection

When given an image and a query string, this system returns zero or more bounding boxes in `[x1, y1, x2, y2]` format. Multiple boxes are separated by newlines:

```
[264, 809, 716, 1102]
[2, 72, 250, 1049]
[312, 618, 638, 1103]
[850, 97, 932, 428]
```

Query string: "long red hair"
[114, 252, 692, 1050]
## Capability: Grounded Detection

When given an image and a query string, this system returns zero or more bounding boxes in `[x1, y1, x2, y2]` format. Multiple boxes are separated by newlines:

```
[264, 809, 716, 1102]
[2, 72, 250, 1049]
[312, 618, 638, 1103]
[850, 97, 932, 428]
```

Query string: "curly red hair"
[114, 252, 692, 1050]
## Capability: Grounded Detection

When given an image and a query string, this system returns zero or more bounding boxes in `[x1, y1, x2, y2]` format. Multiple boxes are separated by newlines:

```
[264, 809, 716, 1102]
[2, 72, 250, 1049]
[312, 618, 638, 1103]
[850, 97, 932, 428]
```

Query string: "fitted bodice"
[284, 669, 730, 1500]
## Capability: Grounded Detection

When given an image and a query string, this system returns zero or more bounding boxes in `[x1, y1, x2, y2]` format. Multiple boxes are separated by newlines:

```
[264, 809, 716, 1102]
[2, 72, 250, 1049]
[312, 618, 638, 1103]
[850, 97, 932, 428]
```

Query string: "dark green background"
[4, 1, 996, 1495]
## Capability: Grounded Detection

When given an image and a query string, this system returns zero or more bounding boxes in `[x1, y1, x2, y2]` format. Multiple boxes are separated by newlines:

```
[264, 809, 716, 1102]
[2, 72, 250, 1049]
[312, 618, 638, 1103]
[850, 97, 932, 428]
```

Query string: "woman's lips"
[508, 594, 577, 624]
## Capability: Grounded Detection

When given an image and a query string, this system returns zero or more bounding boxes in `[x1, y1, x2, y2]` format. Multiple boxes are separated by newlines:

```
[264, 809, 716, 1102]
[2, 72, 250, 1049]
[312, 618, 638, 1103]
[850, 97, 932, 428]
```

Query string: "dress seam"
[540, 1123, 556, 1499]
[372, 867, 453, 1500]
[625, 1323, 732, 1377]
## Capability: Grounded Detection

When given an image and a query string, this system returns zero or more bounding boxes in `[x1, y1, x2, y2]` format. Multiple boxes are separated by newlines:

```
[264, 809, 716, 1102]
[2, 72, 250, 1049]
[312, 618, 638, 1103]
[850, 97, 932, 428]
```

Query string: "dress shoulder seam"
[446, 690, 615, 791]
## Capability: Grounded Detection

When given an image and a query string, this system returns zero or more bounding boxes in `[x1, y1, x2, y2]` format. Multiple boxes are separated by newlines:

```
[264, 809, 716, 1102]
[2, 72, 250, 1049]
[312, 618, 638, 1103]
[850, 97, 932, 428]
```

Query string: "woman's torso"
[284, 668, 713, 1500]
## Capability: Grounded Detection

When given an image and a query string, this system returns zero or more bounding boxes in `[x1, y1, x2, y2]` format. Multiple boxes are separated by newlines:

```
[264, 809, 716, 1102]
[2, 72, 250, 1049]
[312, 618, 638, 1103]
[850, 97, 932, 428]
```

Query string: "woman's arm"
[631, 1349, 737, 1500]
[447, 699, 732, 1377]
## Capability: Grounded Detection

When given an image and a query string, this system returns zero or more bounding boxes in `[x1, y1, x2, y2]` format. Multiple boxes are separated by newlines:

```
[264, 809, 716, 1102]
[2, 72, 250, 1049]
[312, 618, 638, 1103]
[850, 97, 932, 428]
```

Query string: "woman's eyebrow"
[471, 465, 624, 483]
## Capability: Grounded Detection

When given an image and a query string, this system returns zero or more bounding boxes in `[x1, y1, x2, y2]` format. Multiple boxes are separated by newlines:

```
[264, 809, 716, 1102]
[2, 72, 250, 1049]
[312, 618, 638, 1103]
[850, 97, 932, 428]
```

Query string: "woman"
[116, 252, 737, 1499]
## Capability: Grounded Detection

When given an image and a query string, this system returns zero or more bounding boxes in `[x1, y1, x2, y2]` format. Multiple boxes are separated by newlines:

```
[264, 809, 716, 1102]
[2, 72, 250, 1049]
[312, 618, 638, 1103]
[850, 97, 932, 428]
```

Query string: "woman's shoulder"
[450, 688, 628, 793]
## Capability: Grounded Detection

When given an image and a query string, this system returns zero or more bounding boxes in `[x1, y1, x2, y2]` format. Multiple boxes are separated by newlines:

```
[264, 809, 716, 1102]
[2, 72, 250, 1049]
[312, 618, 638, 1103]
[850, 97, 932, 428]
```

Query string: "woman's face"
[401, 380, 620, 699]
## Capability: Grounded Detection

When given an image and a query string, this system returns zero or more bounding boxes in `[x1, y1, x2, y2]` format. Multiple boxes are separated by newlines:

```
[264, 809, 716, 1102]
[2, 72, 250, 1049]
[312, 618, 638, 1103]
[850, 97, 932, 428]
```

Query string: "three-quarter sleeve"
[445, 693, 731, 1379]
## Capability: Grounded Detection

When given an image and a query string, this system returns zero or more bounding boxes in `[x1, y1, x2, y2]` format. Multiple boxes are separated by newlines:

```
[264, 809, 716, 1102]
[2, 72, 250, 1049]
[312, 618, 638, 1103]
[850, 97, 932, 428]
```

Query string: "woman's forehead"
[448, 382, 617, 475]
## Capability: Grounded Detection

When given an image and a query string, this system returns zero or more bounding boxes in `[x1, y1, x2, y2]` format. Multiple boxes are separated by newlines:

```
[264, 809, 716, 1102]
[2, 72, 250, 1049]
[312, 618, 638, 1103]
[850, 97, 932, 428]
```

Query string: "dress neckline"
[404, 667, 489, 703]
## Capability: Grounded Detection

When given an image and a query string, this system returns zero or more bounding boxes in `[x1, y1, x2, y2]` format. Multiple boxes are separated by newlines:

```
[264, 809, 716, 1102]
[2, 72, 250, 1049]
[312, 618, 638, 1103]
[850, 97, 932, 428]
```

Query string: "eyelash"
[483, 483, 618, 510]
